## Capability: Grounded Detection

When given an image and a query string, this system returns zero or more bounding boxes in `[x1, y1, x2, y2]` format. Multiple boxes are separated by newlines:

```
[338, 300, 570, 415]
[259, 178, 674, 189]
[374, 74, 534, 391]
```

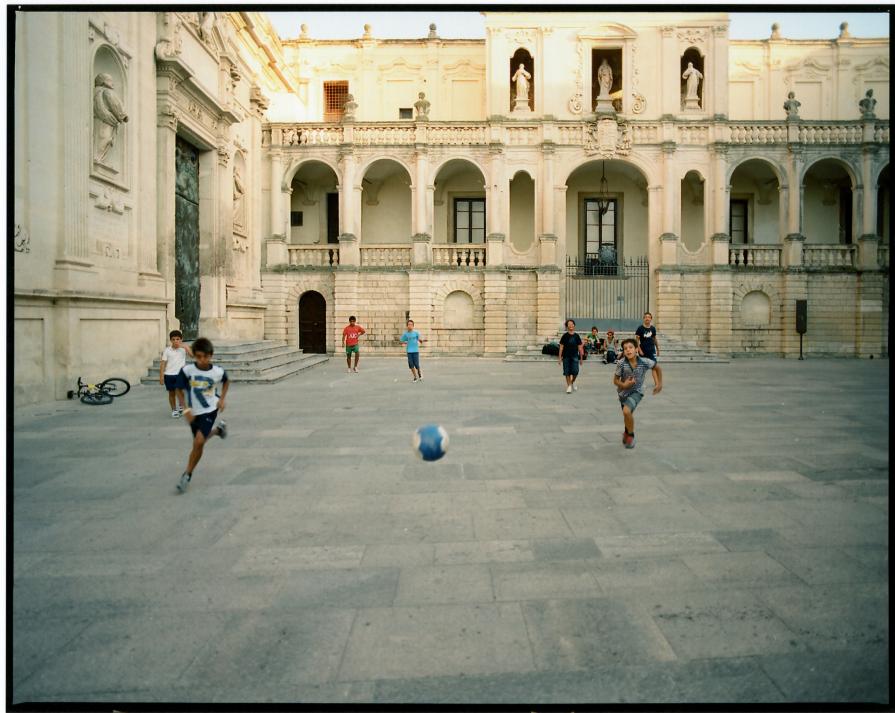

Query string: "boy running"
[400, 319, 426, 382]
[160, 330, 193, 418]
[635, 312, 660, 361]
[342, 316, 366, 373]
[558, 319, 584, 394]
[174, 337, 229, 493]
[613, 338, 663, 449]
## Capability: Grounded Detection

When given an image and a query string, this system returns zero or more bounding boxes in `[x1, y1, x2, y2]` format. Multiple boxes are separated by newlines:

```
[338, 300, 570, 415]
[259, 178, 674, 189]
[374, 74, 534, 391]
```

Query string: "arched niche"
[509, 48, 534, 112]
[680, 47, 705, 111]
[288, 161, 340, 245]
[509, 170, 535, 252]
[360, 158, 413, 244]
[444, 290, 476, 328]
[741, 290, 771, 328]
[680, 170, 706, 251]
[92, 45, 128, 177]
[802, 158, 856, 245]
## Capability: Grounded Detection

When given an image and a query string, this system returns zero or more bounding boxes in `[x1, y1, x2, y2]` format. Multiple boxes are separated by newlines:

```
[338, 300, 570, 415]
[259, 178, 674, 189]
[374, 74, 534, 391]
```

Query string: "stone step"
[508, 333, 728, 363]
[146, 345, 304, 371]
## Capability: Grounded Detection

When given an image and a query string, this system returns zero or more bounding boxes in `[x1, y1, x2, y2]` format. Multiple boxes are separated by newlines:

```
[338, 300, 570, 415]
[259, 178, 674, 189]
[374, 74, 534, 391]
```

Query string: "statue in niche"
[597, 59, 613, 98]
[342, 93, 358, 120]
[198, 12, 215, 43]
[233, 165, 245, 230]
[512, 63, 531, 101]
[414, 91, 430, 120]
[682, 62, 703, 100]
[859, 89, 877, 119]
[783, 91, 801, 118]
[93, 73, 128, 164]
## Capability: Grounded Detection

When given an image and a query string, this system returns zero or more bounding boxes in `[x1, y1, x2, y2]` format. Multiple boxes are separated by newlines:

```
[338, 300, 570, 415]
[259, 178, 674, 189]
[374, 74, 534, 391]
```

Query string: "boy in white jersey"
[160, 330, 193, 417]
[174, 337, 229, 493]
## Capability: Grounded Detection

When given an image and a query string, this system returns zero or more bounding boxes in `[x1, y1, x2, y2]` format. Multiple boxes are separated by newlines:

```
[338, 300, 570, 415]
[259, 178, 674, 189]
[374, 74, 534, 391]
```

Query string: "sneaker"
[353, 367, 359, 373]
[417, 374, 423, 381]
[623, 433, 635, 449]
[176, 472, 191, 493]
[347, 368, 352, 374]
[171, 409, 180, 418]
[412, 378, 418, 383]
[217, 420, 228, 440]
[566, 385, 572, 394]
[572, 383, 578, 392]
[622, 431, 629, 444]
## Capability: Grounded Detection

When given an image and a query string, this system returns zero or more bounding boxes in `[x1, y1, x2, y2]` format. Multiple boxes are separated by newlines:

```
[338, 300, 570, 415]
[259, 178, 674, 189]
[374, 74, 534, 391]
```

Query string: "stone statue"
[839, 22, 851, 39]
[300, 23, 309, 39]
[363, 23, 372, 38]
[414, 91, 430, 120]
[783, 91, 801, 118]
[428, 23, 438, 39]
[859, 89, 877, 119]
[233, 165, 245, 229]
[512, 63, 531, 101]
[682, 62, 703, 100]
[597, 59, 613, 98]
[770, 22, 781, 40]
[343, 93, 358, 120]
[198, 11, 215, 43]
[93, 73, 128, 163]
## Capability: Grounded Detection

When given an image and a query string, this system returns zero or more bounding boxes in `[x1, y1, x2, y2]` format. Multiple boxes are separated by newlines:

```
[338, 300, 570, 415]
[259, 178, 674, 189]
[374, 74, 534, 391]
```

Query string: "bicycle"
[67, 376, 131, 405]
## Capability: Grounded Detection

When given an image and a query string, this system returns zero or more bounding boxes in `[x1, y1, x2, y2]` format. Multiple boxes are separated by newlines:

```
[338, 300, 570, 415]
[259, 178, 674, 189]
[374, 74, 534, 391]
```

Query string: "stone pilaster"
[707, 268, 733, 355]
[338, 232, 359, 267]
[265, 237, 288, 267]
[656, 268, 682, 340]
[156, 106, 178, 328]
[711, 232, 730, 266]
[269, 151, 284, 238]
[483, 269, 508, 357]
[538, 233, 557, 268]
[333, 268, 360, 354]
[780, 271, 808, 358]
[407, 270, 433, 348]
[536, 268, 561, 340]
[855, 272, 884, 358]
[857, 233, 880, 271]
[486, 232, 505, 267]
[783, 232, 805, 268]
[412, 232, 431, 267]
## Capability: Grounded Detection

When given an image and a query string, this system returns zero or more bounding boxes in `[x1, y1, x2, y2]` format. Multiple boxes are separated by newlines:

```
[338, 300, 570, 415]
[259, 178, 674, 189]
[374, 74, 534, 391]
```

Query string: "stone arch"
[432, 280, 484, 324]
[800, 155, 860, 189]
[358, 155, 416, 189]
[282, 279, 336, 349]
[731, 279, 782, 330]
[359, 158, 413, 244]
[726, 156, 786, 188]
[283, 156, 342, 191]
[557, 153, 657, 188]
[801, 156, 860, 245]
[874, 161, 890, 188]
[432, 158, 488, 245]
[430, 156, 488, 186]
[740, 290, 772, 327]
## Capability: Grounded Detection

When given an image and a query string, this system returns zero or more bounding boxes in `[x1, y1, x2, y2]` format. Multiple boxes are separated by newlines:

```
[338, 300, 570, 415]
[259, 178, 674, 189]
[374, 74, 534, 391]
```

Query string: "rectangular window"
[583, 198, 618, 263]
[323, 81, 349, 122]
[730, 199, 748, 244]
[290, 211, 303, 227]
[398, 107, 413, 120]
[454, 198, 486, 244]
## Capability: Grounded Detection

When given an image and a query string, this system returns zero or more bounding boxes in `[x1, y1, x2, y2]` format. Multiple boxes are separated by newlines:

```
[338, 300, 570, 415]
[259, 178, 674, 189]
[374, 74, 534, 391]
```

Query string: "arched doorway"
[802, 158, 856, 244]
[298, 291, 327, 354]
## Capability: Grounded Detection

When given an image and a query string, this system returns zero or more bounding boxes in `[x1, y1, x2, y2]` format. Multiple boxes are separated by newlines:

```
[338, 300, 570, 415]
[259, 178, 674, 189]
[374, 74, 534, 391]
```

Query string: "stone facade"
[13, 11, 890, 405]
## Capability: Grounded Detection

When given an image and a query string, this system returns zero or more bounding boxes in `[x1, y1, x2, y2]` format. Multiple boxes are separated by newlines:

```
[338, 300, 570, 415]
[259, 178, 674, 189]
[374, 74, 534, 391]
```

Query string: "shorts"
[345, 344, 359, 355]
[605, 351, 617, 364]
[642, 352, 658, 363]
[189, 409, 218, 439]
[562, 356, 580, 376]
[163, 374, 179, 391]
[407, 352, 420, 370]
[619, 391, 644, 412]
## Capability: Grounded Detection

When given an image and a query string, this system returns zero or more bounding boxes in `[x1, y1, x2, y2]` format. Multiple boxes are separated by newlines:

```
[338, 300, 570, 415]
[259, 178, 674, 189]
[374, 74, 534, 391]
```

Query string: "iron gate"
[565, 255, 649, 322]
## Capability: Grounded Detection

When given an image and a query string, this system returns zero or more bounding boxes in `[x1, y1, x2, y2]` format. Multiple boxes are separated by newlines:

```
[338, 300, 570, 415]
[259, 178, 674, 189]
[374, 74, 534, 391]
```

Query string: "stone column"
[536, 268, 561, 340]
[487, 147, 505, 238]
[711, 146, 730, 266]
[857, 147, 880, 269]
[413, 148, 429, 237]
[269, 151, 284, 238]
[707, 270, 733, 356]
[553, 185, 568, 269]
[338, 232, 359, 267]
[783, 147, 805, 267]
[483, 269, 508, 357]
[540, 144, 555, 238]
[59, 13, 90, 267]
[333, 268, 359, 355]
[659, 145, 679, 270]
[156, 107, 179, 326]
[340, 150, 357, 239]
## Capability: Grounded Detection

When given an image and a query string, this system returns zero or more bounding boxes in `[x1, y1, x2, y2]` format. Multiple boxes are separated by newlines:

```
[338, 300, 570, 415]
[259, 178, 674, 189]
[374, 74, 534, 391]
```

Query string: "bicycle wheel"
[80, 391, 113, 405]
[100, 378, 131, 397]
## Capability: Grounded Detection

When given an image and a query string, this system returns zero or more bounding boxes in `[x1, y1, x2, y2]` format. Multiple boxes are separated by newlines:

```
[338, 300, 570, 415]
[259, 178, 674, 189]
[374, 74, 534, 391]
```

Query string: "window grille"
[323, 81, 349, 122]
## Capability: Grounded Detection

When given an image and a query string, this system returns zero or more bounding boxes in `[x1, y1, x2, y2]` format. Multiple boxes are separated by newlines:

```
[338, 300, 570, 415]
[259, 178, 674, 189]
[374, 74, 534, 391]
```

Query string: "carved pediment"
[783, 56, 831, 78]
[442, 58, 486, 77]
[377, 57, 423, 76]
[578, 23, 637, 40]
[853, 56, 890, 77]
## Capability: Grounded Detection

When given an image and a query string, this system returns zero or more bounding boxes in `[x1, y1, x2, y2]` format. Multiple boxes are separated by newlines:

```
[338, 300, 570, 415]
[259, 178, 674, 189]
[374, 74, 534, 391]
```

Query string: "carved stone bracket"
[217, 141, 232, 166]
[568, 40, 585, 115]
[155, 12, 183, 60]
[677, 28, 707, 46]
[93, 187, 125, 214]
[14, 224, 31, 253]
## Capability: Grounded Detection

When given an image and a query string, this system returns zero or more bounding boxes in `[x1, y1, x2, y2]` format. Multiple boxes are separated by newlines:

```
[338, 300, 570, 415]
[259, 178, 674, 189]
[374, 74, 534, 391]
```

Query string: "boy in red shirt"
[341, 316, 366, 373]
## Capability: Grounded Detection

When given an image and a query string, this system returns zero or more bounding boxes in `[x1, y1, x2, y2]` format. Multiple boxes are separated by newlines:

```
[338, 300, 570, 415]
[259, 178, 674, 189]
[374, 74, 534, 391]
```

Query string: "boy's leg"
[185, 430, 207, 476]
[622, 405, 634, 434]
[168, 390, 176, 410]
[354, 350, 360, 371]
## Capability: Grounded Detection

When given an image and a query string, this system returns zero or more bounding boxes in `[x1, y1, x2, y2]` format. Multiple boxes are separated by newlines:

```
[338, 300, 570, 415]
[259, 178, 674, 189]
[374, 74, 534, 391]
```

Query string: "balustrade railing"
[432, 245, 487, 269]
[287, 245, 340, 267]
[677, 125, 710, 144]
[505, 126, 538, 145]
[727, 124, 787, 144]
[803, 244, 856, 268]
[280, 126, 343, 146]
[729, 245, 781, 268]
[427, 125, 488, 145]
[797, 124, 863, 144]
[360, 245, 412, 268]
[354, 125, 416, 145]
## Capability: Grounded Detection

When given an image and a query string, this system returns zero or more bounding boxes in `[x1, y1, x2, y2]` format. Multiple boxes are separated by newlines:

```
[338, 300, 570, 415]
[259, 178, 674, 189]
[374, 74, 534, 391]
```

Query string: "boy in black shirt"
[635, 312, 660, 361]
[558, 319, 584, 394]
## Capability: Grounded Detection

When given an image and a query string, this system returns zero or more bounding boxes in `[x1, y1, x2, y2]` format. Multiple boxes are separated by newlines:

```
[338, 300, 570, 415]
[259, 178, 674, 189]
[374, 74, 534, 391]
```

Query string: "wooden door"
[299, 291, 327, 354]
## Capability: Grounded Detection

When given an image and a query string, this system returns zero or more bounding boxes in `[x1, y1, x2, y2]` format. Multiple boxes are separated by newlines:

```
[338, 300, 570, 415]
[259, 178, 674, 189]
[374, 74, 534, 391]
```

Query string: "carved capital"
[216, 141, 231, 166]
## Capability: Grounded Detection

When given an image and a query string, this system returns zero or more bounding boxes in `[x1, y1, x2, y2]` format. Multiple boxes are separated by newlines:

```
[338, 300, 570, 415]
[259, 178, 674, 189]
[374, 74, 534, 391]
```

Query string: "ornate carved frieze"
[584, 115, 632, 157]
[568, 40, 585, 114]
[93, 186, 125, 214]
[508, 28, 535, 48]
[677, 28, 707, 46]
[14, 224, 30, 253]
[155, 12, 183, 60]
[630, 43, 646, 114]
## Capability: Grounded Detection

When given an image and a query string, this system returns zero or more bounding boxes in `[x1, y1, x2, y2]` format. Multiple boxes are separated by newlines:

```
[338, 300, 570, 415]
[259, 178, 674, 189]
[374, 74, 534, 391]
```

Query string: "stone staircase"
[506, 333, 728, 363]
[141, 340, 329, 384]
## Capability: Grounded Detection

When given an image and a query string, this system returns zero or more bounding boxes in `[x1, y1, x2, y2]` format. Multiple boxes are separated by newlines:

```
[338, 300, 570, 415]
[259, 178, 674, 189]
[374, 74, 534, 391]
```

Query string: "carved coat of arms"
[584, 116, 632, 157]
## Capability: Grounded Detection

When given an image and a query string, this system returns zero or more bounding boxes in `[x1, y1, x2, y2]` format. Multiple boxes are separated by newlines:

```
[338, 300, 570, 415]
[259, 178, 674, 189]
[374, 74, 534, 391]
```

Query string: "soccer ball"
[413, 424, 449, 461]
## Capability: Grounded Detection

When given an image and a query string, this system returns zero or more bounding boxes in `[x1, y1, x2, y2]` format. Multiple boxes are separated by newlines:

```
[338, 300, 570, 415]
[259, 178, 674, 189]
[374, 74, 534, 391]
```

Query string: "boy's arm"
[218, 378, 230, 412]
[358, 326, 366, 335]
[159, 359, 166, 384]
[652, 364, 663, 394]
[184, 344, 194, 358]
[577, 338, 584, 358]
[558, 341, 564, 362]
[654, 333, 660, 355]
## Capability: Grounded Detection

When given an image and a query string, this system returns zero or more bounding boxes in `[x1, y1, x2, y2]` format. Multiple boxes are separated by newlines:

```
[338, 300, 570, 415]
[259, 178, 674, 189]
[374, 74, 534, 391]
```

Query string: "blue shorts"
[642, 352, 658, 363]
[164, 374, 179, 392]
[189, 410, 218, 439]
[562, 356, 580, 377]
[407, 352, 420, 370]
[620, 392, 644, 412]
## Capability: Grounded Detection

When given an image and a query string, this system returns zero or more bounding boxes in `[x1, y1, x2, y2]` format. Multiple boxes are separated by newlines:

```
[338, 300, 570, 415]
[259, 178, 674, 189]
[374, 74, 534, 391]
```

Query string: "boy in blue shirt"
[400, 319, 426, 382]
[613, 338, 662, 449]
[174, 337, 229, 492]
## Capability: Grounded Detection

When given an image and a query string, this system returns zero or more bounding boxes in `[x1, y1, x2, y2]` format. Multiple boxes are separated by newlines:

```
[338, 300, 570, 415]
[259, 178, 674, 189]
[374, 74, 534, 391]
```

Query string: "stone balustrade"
[287, 245, 340, 267]
[266, 119, 888, 149]
[803, 244, 856, 268]
[359, 245, 413, 267]
[729, 245, 781, 268]
[432, 245, 487, 269]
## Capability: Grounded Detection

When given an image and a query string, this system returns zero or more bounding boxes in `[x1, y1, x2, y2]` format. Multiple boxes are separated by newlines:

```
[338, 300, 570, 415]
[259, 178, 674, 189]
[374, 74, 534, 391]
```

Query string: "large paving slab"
[10, 356, 889, 705]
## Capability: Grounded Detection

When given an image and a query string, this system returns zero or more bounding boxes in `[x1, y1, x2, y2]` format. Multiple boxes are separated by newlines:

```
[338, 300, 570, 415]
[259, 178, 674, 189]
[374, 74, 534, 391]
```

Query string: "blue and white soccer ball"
[413, 424, 449, 461]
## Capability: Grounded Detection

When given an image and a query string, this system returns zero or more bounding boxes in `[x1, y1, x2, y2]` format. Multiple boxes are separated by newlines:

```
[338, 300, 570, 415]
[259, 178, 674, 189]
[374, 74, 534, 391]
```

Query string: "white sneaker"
[572, 383, 578, 392]
[171, 409, 180, 418]
[353, 367, 359, 373]
[418, 375, 423, 381]
[566, 385, 572, 394]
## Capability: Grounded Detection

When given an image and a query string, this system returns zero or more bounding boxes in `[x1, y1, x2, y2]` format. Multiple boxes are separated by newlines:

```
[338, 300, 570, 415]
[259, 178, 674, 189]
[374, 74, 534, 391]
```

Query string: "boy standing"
[342, 316, 366, 373]
[400, 319, 426, 382]
[174, 337, 229, 493]
[635, 312, 660, 361]
[160, 330, 193, 417]
[613, 338, 662, 449]
[558, 319, 584, 394]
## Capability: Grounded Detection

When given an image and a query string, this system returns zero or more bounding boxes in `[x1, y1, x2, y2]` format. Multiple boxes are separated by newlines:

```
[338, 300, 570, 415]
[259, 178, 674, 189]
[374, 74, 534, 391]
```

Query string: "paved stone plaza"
[11, 356, 889, 704]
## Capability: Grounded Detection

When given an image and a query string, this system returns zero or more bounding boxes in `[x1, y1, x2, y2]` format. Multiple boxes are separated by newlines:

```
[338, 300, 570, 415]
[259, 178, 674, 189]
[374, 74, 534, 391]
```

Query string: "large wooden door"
[175, 138, 200, 340]
[298, 291, 327, 354]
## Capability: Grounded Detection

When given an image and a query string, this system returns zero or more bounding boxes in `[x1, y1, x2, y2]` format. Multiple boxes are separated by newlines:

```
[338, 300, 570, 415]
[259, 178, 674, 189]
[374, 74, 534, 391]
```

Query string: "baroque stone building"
[13, 11, 890, 405]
